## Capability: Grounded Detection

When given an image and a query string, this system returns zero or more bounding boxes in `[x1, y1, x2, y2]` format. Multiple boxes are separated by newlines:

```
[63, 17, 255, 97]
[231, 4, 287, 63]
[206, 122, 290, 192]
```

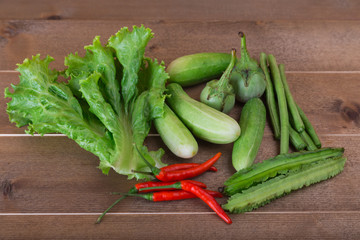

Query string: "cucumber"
[224, 147, 344, 195]
[232, 98, 266, 171]
[167, 53, 231, 87]
[154, 104, 198, 159]
[166, 83, 241, 144]
[223, 156, 346, 213]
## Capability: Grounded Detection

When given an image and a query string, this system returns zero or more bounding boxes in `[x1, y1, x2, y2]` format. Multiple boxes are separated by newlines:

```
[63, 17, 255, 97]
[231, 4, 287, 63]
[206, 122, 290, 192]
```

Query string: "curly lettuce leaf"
[5, 26, 168, 179]
[108, 25, 154, 112]
[5, 55, 113, 162]
[64, 36, 121, 115]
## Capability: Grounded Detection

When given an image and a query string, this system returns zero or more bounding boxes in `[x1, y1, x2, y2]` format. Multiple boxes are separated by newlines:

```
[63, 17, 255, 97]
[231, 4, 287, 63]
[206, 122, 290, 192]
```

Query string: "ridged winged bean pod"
[230, 32, 266, 103]
[200, 49, 237, 113]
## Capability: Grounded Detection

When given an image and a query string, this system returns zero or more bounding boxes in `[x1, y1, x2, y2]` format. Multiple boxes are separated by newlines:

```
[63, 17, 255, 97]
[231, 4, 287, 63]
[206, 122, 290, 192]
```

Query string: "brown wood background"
[1, 0, 359, 239]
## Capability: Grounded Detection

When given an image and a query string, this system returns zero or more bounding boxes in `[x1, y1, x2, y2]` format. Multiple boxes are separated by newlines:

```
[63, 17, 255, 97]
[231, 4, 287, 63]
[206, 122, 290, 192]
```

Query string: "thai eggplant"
[230, 32, 266, 103]
[200, 49, 236, 113]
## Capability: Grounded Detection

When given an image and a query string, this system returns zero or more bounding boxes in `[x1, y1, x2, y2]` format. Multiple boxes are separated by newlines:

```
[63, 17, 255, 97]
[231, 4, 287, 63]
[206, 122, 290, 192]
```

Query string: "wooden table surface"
[1, 1, 360, 239]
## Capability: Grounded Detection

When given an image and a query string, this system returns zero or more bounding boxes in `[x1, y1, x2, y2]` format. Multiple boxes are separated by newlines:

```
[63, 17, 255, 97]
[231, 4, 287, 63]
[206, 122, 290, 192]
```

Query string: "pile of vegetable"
[221, 52, 344, 213]
[166, 33, 346, 216]
[4, 25, 346, 224]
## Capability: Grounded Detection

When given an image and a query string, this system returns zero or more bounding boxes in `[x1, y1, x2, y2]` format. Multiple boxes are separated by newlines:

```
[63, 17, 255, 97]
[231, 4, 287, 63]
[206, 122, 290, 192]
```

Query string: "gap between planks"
[2, 70, 360, 74]
[1, 134, 360, 137]
[1, 211, 359, 216]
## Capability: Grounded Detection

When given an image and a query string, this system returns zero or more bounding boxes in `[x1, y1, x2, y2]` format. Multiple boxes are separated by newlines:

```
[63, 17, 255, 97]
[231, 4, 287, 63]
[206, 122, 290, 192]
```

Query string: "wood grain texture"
[0, 135, 358, 214]
[2, 72, 360, 135]
[1, 213, 360, 240]
[1, 0, 360, 21]
[1, 2, 360, 238]
[1, 20, 360, 71]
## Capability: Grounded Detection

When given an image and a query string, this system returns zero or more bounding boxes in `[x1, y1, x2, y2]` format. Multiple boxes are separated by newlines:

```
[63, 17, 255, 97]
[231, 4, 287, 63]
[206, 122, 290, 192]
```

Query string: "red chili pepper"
[136, 148, 221, 182]
[161, 163, 217, 172]
[96, 180, 207, 224]
[134, 146, 221, 182]
[155, 153, 221, 182]
[129, 180, 207, 193]
[129, 189, 223, 202]
[138, 180, 232, 224]
[180, 181, 232, 224]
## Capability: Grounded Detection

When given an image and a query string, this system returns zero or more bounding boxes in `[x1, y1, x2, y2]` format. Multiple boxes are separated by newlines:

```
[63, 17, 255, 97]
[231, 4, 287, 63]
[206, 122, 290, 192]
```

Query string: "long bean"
[300, 130, 318, 150]
[297, 104, 322, 148]
[279, 64, 305, 132]
[260, 52, 280, 139]
[268, 54, 289, 154]
[289, 126, 306, 151]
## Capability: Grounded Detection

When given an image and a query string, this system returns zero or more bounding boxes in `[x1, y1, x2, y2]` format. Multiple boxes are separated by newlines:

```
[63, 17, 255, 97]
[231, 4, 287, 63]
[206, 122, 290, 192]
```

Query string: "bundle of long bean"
[260, 53, 321, 153]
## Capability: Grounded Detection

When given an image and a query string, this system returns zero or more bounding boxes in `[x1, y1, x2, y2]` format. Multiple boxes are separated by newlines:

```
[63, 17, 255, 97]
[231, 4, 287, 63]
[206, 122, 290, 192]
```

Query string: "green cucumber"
[223, 156, 346, 213]
[232, 98, 266, 171]
[167, 53, 231, 87]
[154, 104, 198, 159]
[166, 83, 241, 144]
[224, 147, 344, 195]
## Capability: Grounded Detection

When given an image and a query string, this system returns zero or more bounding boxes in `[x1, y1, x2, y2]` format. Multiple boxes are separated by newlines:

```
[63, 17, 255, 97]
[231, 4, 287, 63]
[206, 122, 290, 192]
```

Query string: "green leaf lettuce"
[5, 25, 168, 179]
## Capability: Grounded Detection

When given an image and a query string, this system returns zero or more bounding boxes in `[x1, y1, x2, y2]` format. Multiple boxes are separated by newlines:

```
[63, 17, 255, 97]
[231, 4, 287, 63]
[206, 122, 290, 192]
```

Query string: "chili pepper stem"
[95, 195, 127, 224]
[134, 144, 161, 176]
[138, 182, 182, 192]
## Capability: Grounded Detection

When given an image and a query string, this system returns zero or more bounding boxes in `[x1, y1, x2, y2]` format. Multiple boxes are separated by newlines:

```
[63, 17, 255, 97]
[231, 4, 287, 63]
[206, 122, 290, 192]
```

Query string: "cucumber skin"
[166, 83, 241, 144]
[167, 53, 231, 87]
[232, 98, 266, 171]
[154, 104, 198, 159]
[223, 156, 346, 213]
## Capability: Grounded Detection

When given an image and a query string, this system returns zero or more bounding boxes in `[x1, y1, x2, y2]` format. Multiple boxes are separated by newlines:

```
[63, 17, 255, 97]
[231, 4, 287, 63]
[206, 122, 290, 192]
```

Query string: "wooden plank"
[0, 135, 357, 214]
[1, 20, 360, 71]
[1, 0, 360, 21]
[0, 213, 359, 239]
[2, 72, 360, 135]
